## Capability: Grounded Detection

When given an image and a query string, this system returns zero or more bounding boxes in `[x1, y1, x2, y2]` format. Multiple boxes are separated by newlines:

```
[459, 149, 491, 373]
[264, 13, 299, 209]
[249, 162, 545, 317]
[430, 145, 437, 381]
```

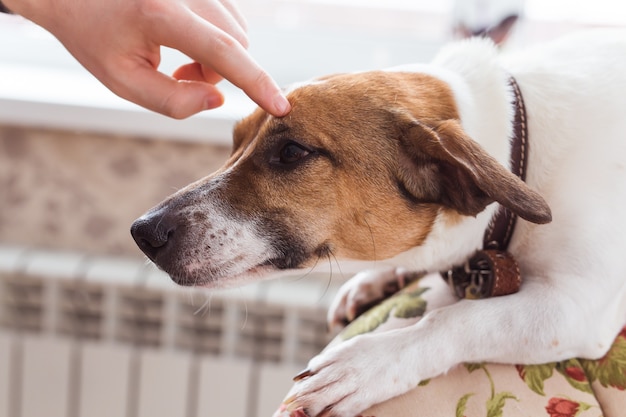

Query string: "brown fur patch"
[221, 71, 460, 262]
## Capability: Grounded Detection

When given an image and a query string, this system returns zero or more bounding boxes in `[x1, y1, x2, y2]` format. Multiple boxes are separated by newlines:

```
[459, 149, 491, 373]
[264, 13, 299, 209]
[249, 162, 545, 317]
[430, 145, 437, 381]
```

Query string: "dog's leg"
[327, 267, 425, 330]
[287, 277, 625, 417]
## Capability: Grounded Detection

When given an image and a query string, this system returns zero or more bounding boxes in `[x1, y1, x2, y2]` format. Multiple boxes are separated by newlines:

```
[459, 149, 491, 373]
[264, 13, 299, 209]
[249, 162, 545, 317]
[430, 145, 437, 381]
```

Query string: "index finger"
[159, 11, 291, 116]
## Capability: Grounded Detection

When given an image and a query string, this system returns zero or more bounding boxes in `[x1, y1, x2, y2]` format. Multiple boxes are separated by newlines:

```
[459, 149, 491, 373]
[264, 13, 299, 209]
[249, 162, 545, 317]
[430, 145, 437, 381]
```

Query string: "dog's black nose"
[130, 211, 176, 261]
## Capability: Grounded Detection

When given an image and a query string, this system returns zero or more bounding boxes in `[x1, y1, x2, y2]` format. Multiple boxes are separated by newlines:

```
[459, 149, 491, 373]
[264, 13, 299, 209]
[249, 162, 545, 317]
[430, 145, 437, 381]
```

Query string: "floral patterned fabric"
[276, 275, 626, 417]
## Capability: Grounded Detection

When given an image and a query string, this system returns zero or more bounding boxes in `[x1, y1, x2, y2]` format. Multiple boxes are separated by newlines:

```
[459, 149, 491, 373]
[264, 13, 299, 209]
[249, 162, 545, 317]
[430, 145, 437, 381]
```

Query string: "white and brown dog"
[131, 30, 626, 416]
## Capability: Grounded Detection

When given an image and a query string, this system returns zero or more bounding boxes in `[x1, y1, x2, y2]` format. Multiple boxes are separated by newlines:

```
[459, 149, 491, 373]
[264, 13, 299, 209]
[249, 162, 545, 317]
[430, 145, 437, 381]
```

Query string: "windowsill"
[2, 3, 615, 144]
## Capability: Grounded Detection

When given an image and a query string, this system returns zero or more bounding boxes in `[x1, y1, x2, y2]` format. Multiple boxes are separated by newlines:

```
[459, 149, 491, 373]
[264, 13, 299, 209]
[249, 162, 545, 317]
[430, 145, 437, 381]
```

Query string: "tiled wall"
[0, 124, 231, 257]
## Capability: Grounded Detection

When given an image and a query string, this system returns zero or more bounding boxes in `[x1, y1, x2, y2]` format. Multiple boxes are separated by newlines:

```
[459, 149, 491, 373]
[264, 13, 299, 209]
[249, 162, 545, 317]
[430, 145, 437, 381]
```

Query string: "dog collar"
[443, 76, 527, 299]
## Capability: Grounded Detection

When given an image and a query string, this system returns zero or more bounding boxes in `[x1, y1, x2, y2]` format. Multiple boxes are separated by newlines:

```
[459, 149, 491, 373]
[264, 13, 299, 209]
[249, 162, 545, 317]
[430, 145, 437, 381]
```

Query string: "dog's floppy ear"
[396, 118, 552, 224]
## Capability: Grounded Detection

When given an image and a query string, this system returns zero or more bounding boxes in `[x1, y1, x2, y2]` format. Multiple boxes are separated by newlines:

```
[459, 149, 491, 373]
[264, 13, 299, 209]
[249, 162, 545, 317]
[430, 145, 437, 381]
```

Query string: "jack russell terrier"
[131, 30, 626, 417]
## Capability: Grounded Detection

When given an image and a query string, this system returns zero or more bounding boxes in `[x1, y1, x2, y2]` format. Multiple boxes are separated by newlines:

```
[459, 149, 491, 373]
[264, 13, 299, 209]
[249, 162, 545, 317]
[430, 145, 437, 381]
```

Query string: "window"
[0, 1, 623, 143]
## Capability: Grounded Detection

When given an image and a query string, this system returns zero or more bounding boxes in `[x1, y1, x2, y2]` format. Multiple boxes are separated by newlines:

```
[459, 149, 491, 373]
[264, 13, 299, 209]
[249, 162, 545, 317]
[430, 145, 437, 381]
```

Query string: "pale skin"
[3, 0, 291, 119]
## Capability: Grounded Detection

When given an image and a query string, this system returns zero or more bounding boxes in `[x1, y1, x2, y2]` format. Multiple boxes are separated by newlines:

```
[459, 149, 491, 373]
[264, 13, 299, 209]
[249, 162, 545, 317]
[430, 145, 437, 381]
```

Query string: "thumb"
[111, 65, 225, 119]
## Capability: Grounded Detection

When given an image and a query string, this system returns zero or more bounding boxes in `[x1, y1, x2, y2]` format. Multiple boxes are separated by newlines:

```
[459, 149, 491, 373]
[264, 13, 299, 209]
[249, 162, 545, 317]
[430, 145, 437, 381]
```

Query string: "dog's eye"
[274, 142, 311, 165]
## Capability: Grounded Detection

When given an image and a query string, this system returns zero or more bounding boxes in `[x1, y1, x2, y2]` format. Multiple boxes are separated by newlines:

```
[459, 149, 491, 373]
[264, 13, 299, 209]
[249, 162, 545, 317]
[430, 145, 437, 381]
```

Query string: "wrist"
[0, 0, 12, 13]
[1, 0, 57, 30]
[0, 0, 20, 15]
[2, 0, 42, 19]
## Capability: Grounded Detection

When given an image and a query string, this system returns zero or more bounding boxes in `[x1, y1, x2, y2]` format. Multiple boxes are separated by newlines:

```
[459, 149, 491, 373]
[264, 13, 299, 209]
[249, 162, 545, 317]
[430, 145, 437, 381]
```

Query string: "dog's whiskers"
[192, 291, 213, 317]
[285, 255, 322, 284]
[238, 287, 249, 331]
[318, 252, 335, 303]
[153, 211, 167, 234]
[362, 216, 378, 262]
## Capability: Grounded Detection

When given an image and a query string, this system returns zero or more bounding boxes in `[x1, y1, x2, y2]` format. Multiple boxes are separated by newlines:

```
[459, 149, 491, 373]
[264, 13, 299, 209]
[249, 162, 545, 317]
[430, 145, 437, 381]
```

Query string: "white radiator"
[0, 246, 342, 417]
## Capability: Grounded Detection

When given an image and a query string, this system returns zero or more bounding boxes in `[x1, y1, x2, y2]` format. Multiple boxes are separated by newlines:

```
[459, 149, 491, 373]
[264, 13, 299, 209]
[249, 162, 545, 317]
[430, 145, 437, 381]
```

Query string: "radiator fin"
[0, 246, 348, 417]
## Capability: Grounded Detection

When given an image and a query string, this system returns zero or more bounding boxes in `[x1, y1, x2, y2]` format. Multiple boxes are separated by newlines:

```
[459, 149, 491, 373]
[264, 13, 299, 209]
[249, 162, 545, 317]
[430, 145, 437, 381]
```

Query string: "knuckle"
[156, 84, 190, 119]
[135, 0, 171, 22]
[253, 70, 272, 89]
[211, 32, 240, 57]
[160, 95, 188, 119]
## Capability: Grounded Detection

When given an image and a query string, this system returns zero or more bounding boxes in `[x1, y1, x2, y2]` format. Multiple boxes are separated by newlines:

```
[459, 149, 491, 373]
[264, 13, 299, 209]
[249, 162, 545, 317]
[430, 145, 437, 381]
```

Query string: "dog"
[131, 30, 626, 416]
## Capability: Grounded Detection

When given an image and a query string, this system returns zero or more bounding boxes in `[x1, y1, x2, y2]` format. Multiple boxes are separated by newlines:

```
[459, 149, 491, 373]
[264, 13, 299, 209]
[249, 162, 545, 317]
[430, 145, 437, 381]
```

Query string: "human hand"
[5, 0, 291, 118]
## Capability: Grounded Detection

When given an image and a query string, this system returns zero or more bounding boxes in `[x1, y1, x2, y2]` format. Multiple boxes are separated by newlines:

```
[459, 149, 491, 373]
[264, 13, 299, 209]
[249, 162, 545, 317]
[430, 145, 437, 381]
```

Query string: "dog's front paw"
[283, 333, 418, 417]
[327, 267, 421, 330]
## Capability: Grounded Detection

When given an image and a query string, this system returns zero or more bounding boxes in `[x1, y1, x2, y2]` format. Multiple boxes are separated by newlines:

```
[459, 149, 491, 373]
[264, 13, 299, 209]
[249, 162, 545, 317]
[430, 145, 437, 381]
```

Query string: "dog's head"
[131, 71, 551, 287]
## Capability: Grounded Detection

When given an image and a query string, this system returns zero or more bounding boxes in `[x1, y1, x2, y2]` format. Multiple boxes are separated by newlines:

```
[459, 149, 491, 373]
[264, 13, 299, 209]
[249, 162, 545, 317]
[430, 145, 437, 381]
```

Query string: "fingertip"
[162, 81, 225, 119]
[172, 63, 200, 81]
[203, 89, 225, 110]
[178, 84, 225, 118]
[272, 93, 291, 117]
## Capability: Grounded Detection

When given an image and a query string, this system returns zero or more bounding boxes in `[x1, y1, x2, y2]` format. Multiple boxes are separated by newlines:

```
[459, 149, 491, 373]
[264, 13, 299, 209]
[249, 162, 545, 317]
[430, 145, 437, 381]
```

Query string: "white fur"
[292, 30, 626, 416]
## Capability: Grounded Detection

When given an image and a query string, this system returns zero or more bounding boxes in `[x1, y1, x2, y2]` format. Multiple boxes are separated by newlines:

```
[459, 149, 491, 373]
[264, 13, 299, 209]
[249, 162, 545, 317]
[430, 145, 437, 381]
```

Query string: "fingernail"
[285, 401, 302, 413]
[346, 307, 356, 323]
[291, 408, 308, 417]
[293, 369, 313, 381]
[204, 93, 224, 110]
[273, 93, 291, 116]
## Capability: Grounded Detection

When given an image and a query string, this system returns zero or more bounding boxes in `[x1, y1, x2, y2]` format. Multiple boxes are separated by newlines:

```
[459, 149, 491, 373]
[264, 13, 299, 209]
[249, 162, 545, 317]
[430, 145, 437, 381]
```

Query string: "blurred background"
[0, 1, 624, 417]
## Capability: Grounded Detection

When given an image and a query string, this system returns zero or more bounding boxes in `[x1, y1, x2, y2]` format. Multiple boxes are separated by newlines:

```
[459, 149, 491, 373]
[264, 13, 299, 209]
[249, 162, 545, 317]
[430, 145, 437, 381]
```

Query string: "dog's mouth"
[131, 208, 323, 288]
[143, 240, 285, 288]
[167, 261, 277, 288]
[156, 250, 319, 288]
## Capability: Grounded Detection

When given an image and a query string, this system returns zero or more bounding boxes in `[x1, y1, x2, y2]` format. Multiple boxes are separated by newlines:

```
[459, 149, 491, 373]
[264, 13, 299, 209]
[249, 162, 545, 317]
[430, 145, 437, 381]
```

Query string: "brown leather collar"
[483, 76, 528, 250]
[443, 76, 527, 299]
